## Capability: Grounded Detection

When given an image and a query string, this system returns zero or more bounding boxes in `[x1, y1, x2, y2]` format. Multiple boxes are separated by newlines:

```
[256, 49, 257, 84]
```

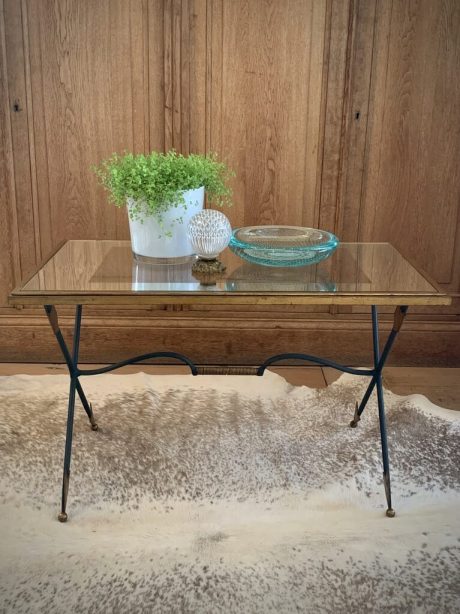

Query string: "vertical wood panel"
[0, 0, 20, 304]
[359, 0, 460, 289]
[189, 0, 207, 154]
[24, 0, 150, 254]
[317, 0, 351, 234]
[207, 0, 223, 157]
[335, 0, 376, 242]
[149, 0, 165, 152]
[171, 0, 182, 150]
[163, 0, 172, 148]
[20, 0, 41, 260]
[208, 0, 328, 231]
[180, 0, 190, 154]
[304, 0, 328, 229]
[3, 0, 37, 277]
[130, 0, 149, 154]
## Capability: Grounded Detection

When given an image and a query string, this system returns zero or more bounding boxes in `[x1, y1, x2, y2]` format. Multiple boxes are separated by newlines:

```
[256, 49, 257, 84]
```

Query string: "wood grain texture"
[163, 0, 207, 154]
[337, 0, 460, 318]
[208, 0, 328, 230]
[0, 0, 459, 364]
[317, 0, 351, 235]
[2, 0, 37, 278]
[382, 367, 460, 411]
[359, 0, 460, 289]
[149, 0, 166, 151]
[188, 0, 207, 154]
[0, 314, 459, 366]
[335, 0, 377, 242]
[24, 0, 149, 255]
[0, 0, 19, 305]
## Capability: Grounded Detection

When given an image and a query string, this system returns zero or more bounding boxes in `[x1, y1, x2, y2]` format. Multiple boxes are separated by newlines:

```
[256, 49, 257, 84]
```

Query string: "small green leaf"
[92, 150, 234, 221]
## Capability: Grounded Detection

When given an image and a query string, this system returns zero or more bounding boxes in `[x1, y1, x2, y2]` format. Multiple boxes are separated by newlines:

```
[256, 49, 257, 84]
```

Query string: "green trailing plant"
[93, 150, 233, 223]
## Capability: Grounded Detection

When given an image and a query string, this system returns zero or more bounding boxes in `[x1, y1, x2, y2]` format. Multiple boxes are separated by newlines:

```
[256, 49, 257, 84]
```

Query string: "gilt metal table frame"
[44, 301, 408, 522]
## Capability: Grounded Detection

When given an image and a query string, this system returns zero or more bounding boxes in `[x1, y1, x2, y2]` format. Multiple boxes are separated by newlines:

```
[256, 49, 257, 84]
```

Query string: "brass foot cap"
[350, 420, 359, 428]
[386, 508, 396, 518]
[58, 512, 68, 523]
[91, 423, 99, 431]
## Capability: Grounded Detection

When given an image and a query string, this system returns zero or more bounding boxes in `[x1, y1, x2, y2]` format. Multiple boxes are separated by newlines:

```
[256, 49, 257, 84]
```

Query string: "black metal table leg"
[376, 369, 395, 517]
[44, 304, 93, 522]
[44, 305, 97, 430]
[351, 305, 408, 517]
[75, 380, 98, 431]
[43, 300, 407, 521]
[373, 307, 395, 517]
[60, 372, 77, 522]
[350, 306, 408, 427]
[59, 305, 82, 521]
[257, 305, 408, 517]
[44, 304, 198, 522]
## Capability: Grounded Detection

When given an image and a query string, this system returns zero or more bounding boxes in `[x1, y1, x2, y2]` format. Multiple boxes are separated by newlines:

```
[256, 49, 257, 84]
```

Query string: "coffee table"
[9, 240, 451, 522]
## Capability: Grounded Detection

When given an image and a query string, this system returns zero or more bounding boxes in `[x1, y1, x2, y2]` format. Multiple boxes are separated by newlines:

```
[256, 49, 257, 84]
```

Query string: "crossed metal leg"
[258, 305, 409, 517]
[44, 305, 97, 522]
[351, 305, 408, 517]
[46, 303, 407, 521]
[44, 304, 198, 522]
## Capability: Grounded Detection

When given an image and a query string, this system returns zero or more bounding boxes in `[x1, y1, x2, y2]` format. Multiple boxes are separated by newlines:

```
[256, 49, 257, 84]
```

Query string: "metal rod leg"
[375, 371, 395, 517]
[351, 306, 408, 426]
[350, 305, 408, 517]
[71, 306, 98, 430]
[373, 307, 395, 515]
[350, 306, 380, 427]
[350, 379, 376, 427]
[76, 380, 98, 431]
[44, 305, 96, 522]
[44, 304, 97, 430]
[58, 305, 86, 522]
[59, 376, 77, 522]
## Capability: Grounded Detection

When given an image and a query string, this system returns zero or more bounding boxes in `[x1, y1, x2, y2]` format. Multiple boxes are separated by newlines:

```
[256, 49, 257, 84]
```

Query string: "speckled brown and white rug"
[0, 371, 459, 613]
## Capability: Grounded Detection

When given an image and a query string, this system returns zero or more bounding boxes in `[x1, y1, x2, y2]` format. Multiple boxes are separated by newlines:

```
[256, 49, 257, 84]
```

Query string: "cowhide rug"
[0, 371, 459, 613]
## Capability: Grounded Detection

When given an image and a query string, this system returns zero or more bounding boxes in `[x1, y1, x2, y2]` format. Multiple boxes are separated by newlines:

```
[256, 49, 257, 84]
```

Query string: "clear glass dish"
[228, 226, 339, 267]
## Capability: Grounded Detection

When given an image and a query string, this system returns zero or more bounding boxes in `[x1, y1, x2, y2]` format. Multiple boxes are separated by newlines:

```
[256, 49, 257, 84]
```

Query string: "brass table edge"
[8, 292, 452, 307]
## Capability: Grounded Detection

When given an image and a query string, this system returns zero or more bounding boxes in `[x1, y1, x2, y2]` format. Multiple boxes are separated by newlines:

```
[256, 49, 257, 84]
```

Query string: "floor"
[0, 364, 459, 410]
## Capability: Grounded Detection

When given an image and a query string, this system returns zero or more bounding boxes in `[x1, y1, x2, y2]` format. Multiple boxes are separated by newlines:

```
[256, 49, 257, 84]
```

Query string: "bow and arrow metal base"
[44, 304, 198, 522]
[45, 303, 408, 522]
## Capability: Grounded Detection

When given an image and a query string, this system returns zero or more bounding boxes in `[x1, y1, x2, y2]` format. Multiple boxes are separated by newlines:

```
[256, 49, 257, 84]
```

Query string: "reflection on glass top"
[19, 240, 441, 297]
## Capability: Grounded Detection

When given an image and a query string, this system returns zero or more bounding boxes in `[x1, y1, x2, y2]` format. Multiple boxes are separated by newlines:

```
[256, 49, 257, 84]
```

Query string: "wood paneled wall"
[1, 0, 459, 365]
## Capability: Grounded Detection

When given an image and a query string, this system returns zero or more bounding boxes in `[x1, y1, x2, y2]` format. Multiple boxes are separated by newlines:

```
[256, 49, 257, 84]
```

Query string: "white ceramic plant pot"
[127, 186, 204, 260]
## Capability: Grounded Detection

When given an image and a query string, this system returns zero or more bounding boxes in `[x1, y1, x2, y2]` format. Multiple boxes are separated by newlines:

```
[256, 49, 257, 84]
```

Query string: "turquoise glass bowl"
[229, 226, 339, 267]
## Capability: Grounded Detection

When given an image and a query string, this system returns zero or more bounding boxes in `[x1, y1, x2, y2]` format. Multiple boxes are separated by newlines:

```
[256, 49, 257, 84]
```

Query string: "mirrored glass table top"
[9, 240, 451, 306]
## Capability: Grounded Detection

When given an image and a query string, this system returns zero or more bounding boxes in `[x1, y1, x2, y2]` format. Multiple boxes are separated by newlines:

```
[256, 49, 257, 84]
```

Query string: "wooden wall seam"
[32, 0, 53, 257]
[358, 0, 393, 247]
[332, 0, 355, 239]
[355, 0, 378, 243]
[164, 0, 173, 150]
[149, 0, 165, 151]
[144, 0, 150, 152]
[318, 0, 352, 317]
[335, 0, 378, 244]
[3, 0, 36, 282]
[317, 0, 351, 235]
[0, 0, 20, 294]
[20, 0, 40, 261]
